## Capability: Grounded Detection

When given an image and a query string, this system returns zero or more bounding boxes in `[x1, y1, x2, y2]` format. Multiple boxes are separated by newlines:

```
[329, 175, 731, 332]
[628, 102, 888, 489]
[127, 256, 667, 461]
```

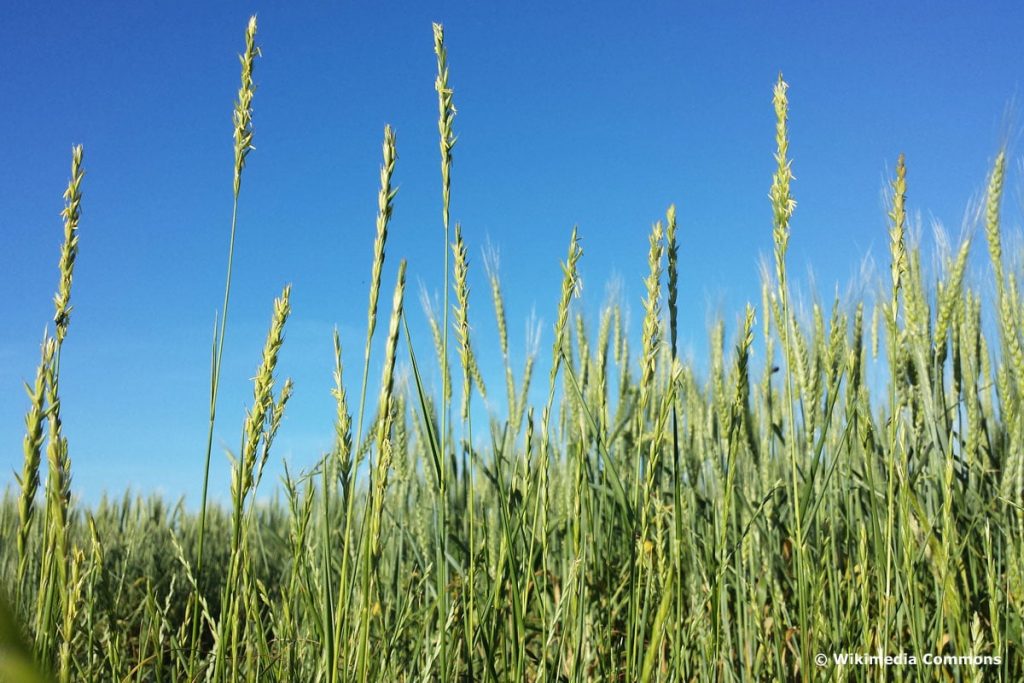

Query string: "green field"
[2, 16, 1022, 682]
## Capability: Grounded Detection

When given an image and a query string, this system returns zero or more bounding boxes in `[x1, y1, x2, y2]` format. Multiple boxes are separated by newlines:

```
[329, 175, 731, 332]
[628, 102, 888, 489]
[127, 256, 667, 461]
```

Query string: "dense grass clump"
[4, 16, 1024, 682]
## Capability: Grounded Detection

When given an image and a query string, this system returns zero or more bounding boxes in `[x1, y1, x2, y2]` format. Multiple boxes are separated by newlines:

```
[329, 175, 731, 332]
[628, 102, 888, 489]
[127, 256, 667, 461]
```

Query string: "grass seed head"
[54, 146, 83, 345]
[984, 150, 1007, 286]
[332, 330, 353, 482]
[434, 23, 456, 231]
[452, 224, 477, 419]
[239, 284, 291, 500]
[640, 220, 665, 402]
[770, 74, 795, 270]
[888, 153, 908, 310]
[378, 261, 407, 440]
[666, 204, 679, 357]
[551, 227, 584, 378]
[233, 15, 260, 198]
[367, 126, 399, 349]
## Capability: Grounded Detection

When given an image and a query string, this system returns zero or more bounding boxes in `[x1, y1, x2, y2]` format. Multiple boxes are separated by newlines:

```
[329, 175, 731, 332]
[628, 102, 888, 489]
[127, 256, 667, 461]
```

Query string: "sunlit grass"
[2, 15, 1023, 682]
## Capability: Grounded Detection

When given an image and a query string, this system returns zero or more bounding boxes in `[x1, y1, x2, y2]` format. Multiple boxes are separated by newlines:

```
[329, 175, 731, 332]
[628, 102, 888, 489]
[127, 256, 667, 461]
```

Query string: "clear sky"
[2, 2, 1022, 504]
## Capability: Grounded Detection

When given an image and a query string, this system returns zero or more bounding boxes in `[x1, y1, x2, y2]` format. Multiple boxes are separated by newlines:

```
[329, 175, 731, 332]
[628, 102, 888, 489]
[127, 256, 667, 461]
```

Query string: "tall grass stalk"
[191, 15, 260, 675]
[334, 123, 397, 681]
[433, 22, 456, 680]
[26, 145, 83, 683]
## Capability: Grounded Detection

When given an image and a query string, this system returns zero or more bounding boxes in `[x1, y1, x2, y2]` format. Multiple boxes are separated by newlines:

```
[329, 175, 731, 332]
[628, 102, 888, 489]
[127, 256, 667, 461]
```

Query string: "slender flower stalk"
[334, 124, 398, 679]
[767, 73, 811, 675]
[193, 15, 260, 674]
[433, 22, 456, 680]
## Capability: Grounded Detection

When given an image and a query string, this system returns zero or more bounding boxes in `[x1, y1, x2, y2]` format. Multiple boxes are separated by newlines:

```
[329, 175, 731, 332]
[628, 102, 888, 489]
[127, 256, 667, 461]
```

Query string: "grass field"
[2, 16, 1023, 682]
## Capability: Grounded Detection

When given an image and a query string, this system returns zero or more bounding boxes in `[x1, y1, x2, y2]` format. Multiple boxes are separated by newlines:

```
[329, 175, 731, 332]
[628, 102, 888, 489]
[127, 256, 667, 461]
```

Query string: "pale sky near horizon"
[1, 2, 1022, 504]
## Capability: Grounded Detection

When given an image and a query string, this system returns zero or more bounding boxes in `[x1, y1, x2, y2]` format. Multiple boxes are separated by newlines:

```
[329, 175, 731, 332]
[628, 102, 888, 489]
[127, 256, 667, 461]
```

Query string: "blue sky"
[1, 2, 1022, 504]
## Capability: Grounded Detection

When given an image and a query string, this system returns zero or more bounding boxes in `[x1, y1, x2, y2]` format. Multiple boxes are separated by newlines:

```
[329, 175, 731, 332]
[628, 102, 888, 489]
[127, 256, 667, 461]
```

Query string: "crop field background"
[3, 5, 1024, 682]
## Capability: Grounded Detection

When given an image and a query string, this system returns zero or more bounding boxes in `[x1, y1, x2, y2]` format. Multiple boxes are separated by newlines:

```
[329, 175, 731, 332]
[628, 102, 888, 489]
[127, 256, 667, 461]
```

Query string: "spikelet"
[332, 330, 353, 484]
[433, 23, 456, 232]
[963, 292, 982, 468]
[1002, 275, 1024, 387]
[759, 281, 777, 428]
[256, 377, 292, 490]
[377, 262, 407, 456]
[237, 285, 291, 504]
[452, 225, 476, 420]
[370, 438, 394, 560]
[849, 303, 864, 397]
[484, 249, 516, 424]
[551, 227, 584, 379]
[770, 74, 796, 283]
[483, 247, 509, 359]
[420, 287, 452, 404]
[469, 350, 487, 399]
[826, 300, 846, 394]
[514, 320, 540, 436]
[804, 305, 822, 432]
[366, 126, 398, 351]
[371, 261, 407, 558]
[640, 221, 665, 408]
[232, 16, 260, 198]
[984, 151, 1007, 288]
[392, 387, 409, 478]
[790, 313, 811, 414]
[732, 304, 756, 433]
[574, 312, 589, 390]
[980, 331, 994, 418]
[54, 146, 83, 344]
[710, 321, 726, 426]
[57, 548, 85, 682]
[666, 204, 679, 357]
[934, 235, 971, 358]
[1000, 413, 1024, 506]
[903, 250, 929, 344]
[871, 303, 880, 360]
[43, 349, 71, 579]
[888, 154, 908, 311]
